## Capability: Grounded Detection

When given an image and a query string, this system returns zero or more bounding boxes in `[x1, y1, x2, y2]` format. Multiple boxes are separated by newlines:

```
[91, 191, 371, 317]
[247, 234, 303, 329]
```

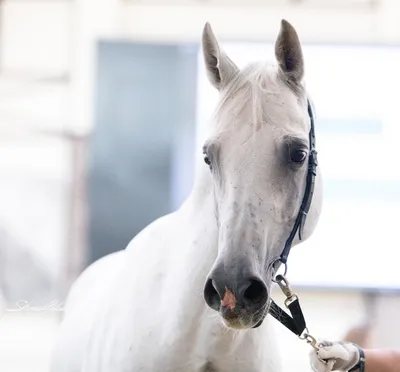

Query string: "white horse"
[51, 19, 323, 372]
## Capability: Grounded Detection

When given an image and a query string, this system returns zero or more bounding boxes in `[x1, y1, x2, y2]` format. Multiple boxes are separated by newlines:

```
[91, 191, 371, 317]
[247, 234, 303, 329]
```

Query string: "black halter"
[266, 100, 318, 337]
[280, 100, 318, 264]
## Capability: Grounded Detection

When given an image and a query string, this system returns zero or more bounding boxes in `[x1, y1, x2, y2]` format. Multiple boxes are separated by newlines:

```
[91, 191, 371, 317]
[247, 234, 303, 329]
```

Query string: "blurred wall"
[3, 0, 400, 82]
[88, 41, 198, 263]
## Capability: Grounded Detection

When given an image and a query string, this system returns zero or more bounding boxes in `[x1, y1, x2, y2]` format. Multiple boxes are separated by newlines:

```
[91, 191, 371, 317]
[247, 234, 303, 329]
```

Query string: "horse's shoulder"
[63, 250, 126, 316]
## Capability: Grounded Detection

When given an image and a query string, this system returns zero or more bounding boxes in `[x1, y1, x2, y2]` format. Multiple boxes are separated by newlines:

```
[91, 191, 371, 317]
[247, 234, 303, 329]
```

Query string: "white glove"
[310, 340, 361, 372]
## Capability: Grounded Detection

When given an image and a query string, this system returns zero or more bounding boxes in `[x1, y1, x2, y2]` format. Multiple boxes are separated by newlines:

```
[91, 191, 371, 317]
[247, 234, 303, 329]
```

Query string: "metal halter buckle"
[299, 329, 319, 350]
[275, 274, 298, 307]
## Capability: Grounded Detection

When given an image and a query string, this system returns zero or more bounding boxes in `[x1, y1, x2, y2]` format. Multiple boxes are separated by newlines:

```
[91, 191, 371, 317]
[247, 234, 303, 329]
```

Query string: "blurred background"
[0, 0, 400, 371]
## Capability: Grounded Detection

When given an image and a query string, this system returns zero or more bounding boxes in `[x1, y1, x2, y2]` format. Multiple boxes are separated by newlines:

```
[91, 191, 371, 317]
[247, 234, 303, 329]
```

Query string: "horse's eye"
[204, 156, 211, 166]
[291, 149, 307, 163]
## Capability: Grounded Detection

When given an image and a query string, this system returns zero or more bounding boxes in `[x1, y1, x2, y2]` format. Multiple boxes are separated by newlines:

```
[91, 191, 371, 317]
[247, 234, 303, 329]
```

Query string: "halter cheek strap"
[280, 100, 318, 264]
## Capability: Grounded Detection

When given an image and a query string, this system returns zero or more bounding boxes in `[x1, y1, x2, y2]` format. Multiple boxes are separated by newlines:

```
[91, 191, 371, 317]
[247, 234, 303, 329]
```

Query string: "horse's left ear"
[275, 19, 304, 84]
[202, 22, 239, 90]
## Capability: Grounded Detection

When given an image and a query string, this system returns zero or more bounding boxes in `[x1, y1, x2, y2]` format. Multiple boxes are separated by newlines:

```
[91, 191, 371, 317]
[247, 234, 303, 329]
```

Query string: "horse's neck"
[180, 164, 219, 256]
[177, 165, 219, 274]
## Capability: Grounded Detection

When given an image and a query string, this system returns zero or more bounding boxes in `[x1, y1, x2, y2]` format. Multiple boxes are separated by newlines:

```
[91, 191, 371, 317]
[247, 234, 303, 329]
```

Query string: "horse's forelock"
[211, 61, 306, 136]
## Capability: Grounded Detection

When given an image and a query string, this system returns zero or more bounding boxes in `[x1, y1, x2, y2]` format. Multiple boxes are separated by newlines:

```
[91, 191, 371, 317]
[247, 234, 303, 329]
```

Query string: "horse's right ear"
[202, 23, 239, 90]
[275, 19, 304, 84]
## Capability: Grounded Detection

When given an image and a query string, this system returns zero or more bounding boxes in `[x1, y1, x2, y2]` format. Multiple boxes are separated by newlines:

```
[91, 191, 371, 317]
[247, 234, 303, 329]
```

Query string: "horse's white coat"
[50, 20, 322, 372]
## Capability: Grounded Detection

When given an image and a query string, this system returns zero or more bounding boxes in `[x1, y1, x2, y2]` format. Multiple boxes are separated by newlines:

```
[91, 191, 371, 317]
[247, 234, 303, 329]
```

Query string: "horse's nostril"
[243, 278, 268, 307]
[203, 278, 221, 311]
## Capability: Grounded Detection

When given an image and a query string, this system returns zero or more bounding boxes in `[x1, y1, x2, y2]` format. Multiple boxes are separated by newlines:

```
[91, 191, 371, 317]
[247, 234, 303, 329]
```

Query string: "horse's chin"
[221, 319, 251, 330]
[251, 316, 265, 328]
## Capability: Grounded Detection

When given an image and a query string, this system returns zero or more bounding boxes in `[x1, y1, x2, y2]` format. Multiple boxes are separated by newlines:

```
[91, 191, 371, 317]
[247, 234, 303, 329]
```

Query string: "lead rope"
[270, 275, 365, 369]
[269, 274, 321, 351]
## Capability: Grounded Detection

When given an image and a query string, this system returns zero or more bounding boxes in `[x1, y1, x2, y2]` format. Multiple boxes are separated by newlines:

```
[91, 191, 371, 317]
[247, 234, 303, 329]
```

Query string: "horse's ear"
[202, 23, 239, 90]
[275, 19, 304, 84]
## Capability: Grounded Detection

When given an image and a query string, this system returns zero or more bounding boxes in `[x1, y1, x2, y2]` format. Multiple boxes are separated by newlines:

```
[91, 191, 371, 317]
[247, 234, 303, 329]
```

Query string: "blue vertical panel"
[89, 41, 198, 264]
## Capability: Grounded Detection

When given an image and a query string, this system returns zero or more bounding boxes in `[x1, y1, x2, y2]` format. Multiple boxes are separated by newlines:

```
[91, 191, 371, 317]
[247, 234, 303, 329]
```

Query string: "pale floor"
[0, 312, 60, 372]
[0, 311, 310, 372]
[0, 291, 376, 372]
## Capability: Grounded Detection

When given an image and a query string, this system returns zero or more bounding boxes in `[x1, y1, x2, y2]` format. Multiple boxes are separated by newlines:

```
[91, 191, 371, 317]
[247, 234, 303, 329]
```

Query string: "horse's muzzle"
[203, 271, 269, 328]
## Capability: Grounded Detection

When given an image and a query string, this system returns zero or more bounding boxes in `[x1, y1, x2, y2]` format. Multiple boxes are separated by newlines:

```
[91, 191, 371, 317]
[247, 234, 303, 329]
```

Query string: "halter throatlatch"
[267, 100, 324, 360]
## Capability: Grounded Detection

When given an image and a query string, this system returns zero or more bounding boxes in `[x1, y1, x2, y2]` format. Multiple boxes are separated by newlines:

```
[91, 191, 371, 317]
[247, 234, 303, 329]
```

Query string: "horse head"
[201, 20, 323, 329]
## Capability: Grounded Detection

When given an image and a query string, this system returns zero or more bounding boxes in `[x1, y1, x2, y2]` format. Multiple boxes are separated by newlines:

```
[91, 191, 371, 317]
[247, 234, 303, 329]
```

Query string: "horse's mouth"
[219, 303, 269, 329]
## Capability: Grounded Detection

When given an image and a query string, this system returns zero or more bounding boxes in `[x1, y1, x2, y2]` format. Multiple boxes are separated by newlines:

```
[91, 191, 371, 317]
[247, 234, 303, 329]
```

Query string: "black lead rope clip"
[269, 273, 327, 364]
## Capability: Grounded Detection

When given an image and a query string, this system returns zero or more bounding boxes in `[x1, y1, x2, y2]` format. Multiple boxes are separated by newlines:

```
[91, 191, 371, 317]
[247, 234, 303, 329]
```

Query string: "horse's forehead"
[260, 84, 306, 122]
[212, 66, 308, 143]
[230, 98, 307, 140]
[239, 82, 305, 127]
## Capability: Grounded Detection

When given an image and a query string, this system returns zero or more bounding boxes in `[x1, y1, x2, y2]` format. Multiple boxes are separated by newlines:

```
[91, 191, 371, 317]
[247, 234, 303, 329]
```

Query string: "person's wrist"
[348, 344, 365, 372]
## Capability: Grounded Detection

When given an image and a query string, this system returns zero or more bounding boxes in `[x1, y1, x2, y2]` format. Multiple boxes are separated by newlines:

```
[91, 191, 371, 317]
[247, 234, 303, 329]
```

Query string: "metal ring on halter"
[271, 260, 288, 283]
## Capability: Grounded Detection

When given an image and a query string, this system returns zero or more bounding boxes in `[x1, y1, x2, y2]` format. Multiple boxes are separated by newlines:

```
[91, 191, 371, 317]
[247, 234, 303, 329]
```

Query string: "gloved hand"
[310, 340, 361, 372]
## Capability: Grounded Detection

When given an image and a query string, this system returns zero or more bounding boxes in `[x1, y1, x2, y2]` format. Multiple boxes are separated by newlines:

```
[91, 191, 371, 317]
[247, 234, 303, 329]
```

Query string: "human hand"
[310, 340, 361, 371]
